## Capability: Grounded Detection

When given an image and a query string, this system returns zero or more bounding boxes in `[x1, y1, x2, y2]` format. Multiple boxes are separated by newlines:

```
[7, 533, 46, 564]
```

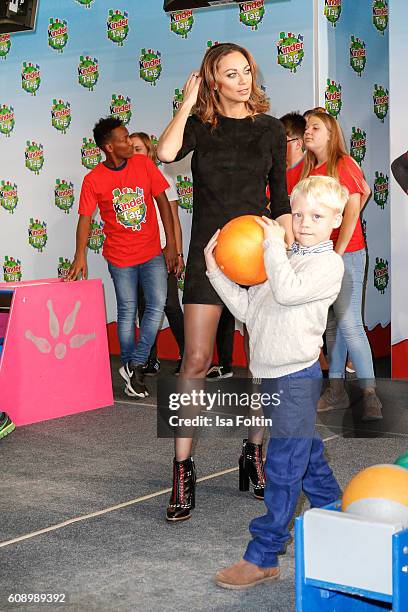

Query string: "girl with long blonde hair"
[290, 111, 382, 421]
[157, 42, 292, 522]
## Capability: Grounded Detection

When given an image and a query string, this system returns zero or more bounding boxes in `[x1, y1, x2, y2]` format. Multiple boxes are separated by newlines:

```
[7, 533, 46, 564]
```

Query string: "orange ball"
[215, 215, 266, 286]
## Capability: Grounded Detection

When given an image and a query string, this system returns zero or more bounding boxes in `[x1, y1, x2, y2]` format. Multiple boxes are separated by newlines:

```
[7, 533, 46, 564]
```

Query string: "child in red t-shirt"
[290, 111, 382, 421]
[67, 117, 177, 398]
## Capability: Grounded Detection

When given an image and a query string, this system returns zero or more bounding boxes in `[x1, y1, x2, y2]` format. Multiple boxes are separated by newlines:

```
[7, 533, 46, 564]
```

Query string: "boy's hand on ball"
[255, 216, 286, 243]
[204, 229, 220, 273]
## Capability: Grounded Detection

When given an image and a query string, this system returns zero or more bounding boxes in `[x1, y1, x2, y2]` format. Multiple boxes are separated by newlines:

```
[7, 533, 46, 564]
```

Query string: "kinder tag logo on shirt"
[112, 186, 147, 231]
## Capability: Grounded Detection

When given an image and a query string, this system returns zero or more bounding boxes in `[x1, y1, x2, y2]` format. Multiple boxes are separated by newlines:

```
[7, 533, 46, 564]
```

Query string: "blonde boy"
[204, 176, 348, 590]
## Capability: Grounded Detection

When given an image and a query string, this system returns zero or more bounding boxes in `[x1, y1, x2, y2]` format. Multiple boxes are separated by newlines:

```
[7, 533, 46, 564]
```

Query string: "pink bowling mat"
[0, 278, 113, 426]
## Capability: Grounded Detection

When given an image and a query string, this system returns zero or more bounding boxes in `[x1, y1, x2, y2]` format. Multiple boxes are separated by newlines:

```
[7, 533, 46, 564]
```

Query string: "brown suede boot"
[317, 379, 350, 412]
[361, 390, 383, 422]
[215, 559, 280, 590]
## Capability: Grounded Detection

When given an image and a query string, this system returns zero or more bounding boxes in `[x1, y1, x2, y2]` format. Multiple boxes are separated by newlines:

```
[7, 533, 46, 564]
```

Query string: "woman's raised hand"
[182, 71, 202, 109]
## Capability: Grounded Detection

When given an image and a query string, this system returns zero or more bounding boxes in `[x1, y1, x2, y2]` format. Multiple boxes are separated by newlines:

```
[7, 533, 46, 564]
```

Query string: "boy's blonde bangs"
[290, 175, 348, 214]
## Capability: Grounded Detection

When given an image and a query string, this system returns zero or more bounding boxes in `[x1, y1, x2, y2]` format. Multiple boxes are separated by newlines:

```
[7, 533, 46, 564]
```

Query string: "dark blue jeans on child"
[243, 360, 341, 569]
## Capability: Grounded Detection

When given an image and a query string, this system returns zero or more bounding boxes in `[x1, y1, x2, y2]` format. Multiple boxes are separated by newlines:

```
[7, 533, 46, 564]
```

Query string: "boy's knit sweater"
[207, 238, 344, 378]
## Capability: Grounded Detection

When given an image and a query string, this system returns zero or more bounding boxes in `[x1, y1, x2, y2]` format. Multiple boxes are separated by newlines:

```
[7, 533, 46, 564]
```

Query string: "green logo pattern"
[107, 9, 129, 45]
[140, 48, 162, 85]
[0, 180, 18, 214]
[277, 32, 304, 73]
[25, 141, 44, 174]
[325, 79, 342, 117]
[176, 175, 193, 213]
[55, 179, 75, 214]
[48, 18, 68, 52]
[373, 171, 389, 209]
[374, 257, 389, 294]
[28, 218, 48, 252]
[22, 62, 41, 95]
[170, 9, 194, 38]
[3, 256, 22, 282]
[239, 1, 265, 31]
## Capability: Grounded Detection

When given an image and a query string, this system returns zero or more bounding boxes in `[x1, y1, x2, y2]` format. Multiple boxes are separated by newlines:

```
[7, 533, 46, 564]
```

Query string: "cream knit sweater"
[207, 239, 344, 378]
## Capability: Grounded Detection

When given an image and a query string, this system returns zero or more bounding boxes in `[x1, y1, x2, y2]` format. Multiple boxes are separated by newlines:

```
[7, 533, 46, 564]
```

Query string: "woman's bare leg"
[175, 303, 223, 461]
[243, 325, 265, 446]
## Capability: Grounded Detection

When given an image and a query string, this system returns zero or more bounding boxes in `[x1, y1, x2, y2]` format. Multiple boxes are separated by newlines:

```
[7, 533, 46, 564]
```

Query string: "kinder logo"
[81, 138, 102, 170]
[361, 218, 367, 241]
[0, 180, 18, 214]
[150, 134, 162, 166]
[350, 127, 366, 165]
[107, 9, 129, 45]
[140, 48, 162, 85]
[25, 141, 44, 174]
[110, 94, 132, 125]
[58, 257, 72, 279]
[3, 256, 22, 282]
[325, 79, 342, 117]
[350, 36, 366, 76]
[177, 265, 185, 291]
[28, 218, 48, 252]
[48, 18, 68, 52]
[277, 32, 304, 73]
[176, 175, 193, 213]
[0, 33, 11, 59]
[51, 99, 71, 133]
[324, 0, 342, 26]
[173, 88, 184, 117]
[88, 220, 105, 253]
[373, 0, 388, 34]
[78, 56, 99, 90]
[374, 257, 389, 294]
[373, 84, 389, 122]
[54, 179, 74, 214]
[0, 104, 15, 136]
[112, 186, 147, 231]
[21, 61, 41, 95]
[373, 171, 389, 209]
[170, 9, 194, 38]
[239, 1, 265, 31]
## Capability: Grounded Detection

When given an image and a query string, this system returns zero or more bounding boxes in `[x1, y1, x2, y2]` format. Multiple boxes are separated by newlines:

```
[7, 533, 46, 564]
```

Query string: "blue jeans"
[243, 362, 341, 568]
[325, 249, 375, 389]
[108, 255, 167, 366]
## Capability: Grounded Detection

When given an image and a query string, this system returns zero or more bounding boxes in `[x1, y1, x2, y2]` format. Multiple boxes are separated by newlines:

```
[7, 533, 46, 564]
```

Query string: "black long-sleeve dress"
[173, 113, 291, 304]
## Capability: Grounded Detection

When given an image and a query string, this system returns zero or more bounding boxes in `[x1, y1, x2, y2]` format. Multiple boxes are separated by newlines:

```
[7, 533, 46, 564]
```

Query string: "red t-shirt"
[79, 155, 169, 267]
[286, 156, 365, 252]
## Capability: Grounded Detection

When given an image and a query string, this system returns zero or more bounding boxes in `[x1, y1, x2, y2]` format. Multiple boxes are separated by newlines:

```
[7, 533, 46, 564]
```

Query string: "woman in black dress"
[157, 43, 292, 522]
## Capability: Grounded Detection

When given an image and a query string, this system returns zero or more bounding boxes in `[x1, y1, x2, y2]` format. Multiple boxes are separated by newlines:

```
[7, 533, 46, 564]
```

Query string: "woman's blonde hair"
[129, 131, 156, 163]
[194, 42, 269, 128]
[301, 112, 351, 182]
[291, 175, 348, 214]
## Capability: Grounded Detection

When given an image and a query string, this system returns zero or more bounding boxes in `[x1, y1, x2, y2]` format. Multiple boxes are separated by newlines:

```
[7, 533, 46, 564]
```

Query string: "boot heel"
[239, 458, 250, 491]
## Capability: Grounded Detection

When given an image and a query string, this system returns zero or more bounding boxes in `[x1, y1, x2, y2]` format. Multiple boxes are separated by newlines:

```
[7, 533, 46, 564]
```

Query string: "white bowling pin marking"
[25, 330, 51, 353]
[47, 299, 60, 339]
[54, 343, 67, 360]
[63, 301, 81, 335]
[70, 333, 96, 349]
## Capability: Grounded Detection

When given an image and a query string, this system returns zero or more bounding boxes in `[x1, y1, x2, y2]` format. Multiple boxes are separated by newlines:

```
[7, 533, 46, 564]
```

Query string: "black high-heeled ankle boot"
[166, 457, 196, 522]
[239, 439, 266, 500]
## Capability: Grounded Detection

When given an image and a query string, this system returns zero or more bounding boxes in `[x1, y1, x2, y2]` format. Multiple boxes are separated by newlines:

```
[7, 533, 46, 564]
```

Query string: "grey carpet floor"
[1, 357, 407, 611]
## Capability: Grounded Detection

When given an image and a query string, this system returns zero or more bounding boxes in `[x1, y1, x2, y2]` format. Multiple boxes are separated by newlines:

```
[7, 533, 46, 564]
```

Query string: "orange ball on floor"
[215, 215, 267, 286]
